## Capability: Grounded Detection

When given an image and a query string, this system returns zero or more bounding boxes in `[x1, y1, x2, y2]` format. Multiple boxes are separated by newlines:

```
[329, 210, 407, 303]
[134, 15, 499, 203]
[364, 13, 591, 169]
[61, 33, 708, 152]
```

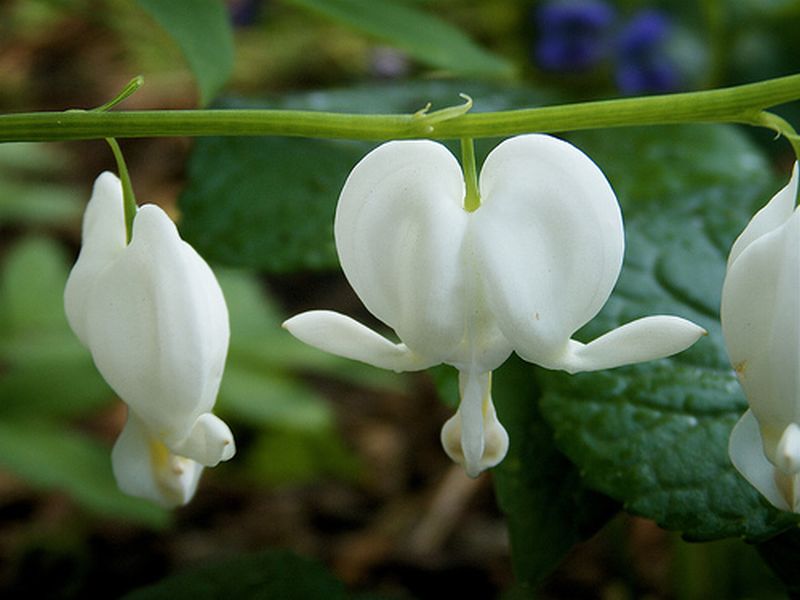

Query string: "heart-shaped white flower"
[64, 172, 235, 507]
[284, 134, 704, 477]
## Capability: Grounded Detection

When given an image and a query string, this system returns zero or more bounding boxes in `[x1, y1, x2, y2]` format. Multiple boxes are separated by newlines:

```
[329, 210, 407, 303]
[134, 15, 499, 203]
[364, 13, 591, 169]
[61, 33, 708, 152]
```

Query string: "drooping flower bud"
[65, 172, 234, 507]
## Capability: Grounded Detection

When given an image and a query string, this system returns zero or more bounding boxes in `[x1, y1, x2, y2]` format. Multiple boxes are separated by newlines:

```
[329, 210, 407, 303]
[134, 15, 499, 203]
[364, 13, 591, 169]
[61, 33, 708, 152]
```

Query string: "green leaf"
[219, 364, 333, 432]
[536, 124, 799, 542]
[0, 419, 168, 527]
[492, 357, 619, 588]
[246, 428, 360, 485]
[123, 550, 347, 600]
[135, 0, 234, 105]
[431, 359, 617, 587]
[283, 0, 513, 77]
[0, 238, 112, 418]
[179, 80, 554, 272]
[0, 237, 70, 332]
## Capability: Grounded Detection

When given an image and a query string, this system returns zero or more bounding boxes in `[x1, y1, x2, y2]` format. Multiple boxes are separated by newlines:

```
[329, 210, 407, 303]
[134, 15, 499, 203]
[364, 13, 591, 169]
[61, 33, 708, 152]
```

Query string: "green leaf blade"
[284, 0, 513, 78]
[536, 124, 800, 543]
[135, 0, 234, 105]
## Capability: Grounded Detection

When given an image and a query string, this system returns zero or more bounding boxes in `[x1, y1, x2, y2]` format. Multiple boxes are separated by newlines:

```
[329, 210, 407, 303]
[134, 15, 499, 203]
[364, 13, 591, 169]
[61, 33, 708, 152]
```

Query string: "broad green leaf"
[0, 237, 70, 332]
[492, 357, 618, 588]
[123, 550, 347, 600]
[0, 179, 82, 226]
[179, 80, 553, 272]
[432, 359, 617, 587]
[219, 364, 333, 432]
[0, 238, 111, 417]
[536, 124, 799, 542]
[0, 144, 82, 226]
[135, 0, 234, 105]
[283, 0, 513, 77]
[246, 429, 360, 485]
[0, 419, 167, 527]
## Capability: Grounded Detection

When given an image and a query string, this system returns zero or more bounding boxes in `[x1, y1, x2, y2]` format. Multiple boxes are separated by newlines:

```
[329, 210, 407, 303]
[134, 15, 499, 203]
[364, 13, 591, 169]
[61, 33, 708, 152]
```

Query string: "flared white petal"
[473, 135, 624, 365]
[727, 163, 798, 267]
[64, 172, 128, 345]
[721, 207, 800, 457]
[282, 310, 436, 372]
[440, 371, 509, 478]
[556, 315, 707, 374]
[112, 412, 204, 508]
[82, 204, 230, 444]
[729, 410, 799, 512]
[334, 140, 470, 362]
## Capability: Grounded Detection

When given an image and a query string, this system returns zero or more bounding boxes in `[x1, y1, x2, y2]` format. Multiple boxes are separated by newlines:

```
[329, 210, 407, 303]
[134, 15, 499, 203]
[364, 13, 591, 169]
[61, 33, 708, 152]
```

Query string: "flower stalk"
[1, 73, 800, 143]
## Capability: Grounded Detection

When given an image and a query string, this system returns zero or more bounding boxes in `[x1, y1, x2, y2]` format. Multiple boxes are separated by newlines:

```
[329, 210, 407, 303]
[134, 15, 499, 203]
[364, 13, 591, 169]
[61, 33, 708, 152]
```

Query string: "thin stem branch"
[105, 138, 137, 243]
[1, 73, 800, 143]
[460, 138, 481, 212]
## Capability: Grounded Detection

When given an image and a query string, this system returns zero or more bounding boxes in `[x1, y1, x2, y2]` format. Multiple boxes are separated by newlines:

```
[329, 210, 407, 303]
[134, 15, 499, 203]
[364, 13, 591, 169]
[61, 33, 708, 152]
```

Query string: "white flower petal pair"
[64, 172, 235, 507]
[284, 134, 705, 477]
[724, 163, 800, 512]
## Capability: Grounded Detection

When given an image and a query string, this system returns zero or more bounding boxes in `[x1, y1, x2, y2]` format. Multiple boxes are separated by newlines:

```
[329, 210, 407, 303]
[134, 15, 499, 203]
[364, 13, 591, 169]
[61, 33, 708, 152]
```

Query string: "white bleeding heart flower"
[724, 162, 800, 512]
[283, 134, 705, 478]
[64, 172, 235, 507]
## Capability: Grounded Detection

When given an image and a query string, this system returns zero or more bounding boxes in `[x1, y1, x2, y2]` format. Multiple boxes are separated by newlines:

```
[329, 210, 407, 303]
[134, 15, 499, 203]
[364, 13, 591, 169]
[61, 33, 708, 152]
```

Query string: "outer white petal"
[64, 172, 127, 345]
[83, 204, 231, 457]
[440, 370, 509, 478]
[727, 162, 798, 267]
[282, 310, 437, 372]
[473, 134, 624, 366]
[556, 316, 707, 374]
[112, 412, 204, 508]
[334, 140, 470, 362]
[721, 206, 800, 460]
[729, 410, 798, 512]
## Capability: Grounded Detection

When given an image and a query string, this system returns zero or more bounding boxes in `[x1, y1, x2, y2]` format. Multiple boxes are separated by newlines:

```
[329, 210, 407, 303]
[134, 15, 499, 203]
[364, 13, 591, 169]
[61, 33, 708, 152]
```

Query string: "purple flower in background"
[535, 0, 616, 72]
[616, 10, 681, 94]
[227, 0, 263, 27]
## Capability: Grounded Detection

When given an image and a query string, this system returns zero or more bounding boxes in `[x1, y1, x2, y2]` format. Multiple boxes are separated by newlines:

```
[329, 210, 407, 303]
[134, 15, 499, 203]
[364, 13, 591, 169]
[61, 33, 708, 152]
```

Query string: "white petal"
[556, 316, 707, 374]
[171, 413, 236, 467]
[83, 204, 230, 443]
[727, 162, 798, 267]
[64, 172, 128, 345]
[334, 140, 470, 362]
[282, 310, 436, 372]
[729, 409, 798, 512]
[112, 412, 204, 507]
[440, 370, 509, 477]
[721, 206, 800, 456]
[775, 423, 800, 475]
[473, 134, 624, 365]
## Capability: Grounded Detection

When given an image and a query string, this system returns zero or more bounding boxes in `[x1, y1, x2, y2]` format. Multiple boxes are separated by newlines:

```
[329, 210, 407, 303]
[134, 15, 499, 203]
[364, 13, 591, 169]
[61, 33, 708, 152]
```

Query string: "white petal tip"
[729, 410, 800, 513]
[562, 315, 706, 373]
[173, 413, 236, 467]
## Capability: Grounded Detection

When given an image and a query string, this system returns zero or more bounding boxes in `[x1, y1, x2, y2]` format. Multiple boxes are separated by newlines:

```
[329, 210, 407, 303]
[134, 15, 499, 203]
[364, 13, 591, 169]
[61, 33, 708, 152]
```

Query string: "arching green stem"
[1, 73, 800, 143]
[105, 138, 137, 243]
